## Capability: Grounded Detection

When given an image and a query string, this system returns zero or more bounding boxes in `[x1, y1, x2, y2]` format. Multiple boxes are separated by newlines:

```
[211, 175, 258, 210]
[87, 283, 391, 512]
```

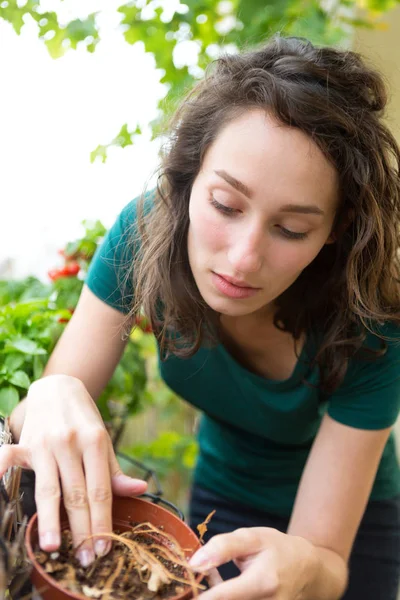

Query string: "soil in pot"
[26, 497, 213, 600]
[33, 521, 203, 600]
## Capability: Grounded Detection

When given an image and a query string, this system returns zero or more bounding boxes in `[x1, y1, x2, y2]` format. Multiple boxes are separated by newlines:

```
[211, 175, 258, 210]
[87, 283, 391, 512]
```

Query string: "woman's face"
[187, 109, 340, 318]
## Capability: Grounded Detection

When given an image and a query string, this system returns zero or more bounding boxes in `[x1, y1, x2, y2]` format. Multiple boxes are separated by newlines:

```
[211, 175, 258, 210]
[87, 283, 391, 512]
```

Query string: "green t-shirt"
[86, 197, 400, 517]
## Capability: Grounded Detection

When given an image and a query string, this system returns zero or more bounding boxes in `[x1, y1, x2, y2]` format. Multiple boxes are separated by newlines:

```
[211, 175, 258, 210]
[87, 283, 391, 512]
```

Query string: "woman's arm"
[190, 414, 392, 600]
[9, 284, 130, 441]
[287, 413, 392, 598]
[3, 284, 147, 565]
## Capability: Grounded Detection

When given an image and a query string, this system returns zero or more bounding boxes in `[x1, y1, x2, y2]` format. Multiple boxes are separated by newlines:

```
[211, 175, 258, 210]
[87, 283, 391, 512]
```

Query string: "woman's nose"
[227, 229, 264, 274]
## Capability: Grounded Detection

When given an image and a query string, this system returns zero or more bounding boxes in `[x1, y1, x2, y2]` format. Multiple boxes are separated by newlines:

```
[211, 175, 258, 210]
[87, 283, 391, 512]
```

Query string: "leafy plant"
[98, 331, 148, 446]
[122, 429, 198, 509]
[0, 297, 70, 416]
[0, 215, 198, 512]
[0, 219, 151, 442]
[126, 430, 198, 484]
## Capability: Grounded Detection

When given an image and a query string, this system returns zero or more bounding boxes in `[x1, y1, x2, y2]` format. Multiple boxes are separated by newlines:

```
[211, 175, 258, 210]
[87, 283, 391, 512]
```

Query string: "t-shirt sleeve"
[85, 199, 139, 314]
[327, 324, 400, 430]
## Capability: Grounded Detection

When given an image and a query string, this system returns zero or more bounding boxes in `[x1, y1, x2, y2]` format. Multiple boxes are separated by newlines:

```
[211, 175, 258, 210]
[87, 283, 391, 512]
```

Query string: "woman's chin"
[203, 291, 260, 317]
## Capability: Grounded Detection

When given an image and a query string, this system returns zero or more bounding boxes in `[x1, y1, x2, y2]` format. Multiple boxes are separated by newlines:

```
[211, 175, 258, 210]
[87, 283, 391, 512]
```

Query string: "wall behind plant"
[353, 7, 400, 462]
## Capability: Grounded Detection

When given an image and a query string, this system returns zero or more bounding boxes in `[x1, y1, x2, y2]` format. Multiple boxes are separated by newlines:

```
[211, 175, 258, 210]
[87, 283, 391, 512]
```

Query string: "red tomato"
[58, 309, 74, 324]
[48, 268, 64, 281]
[53, 262, 80, 278]
[64, 262, 80, 276]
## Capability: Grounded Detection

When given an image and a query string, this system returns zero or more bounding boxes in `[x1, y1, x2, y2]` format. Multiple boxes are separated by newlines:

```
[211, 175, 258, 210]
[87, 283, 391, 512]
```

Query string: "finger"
[205, 567, 223, 588]
[197, 563, 275, 600]
[32, 449, 61, 552]
[108, 439, 147, 496]
[53, 433, 94, 566]
[197, 573, 261, 600]
[82, 428, 113, 559]
[189, 528, 264, 572]
[0, 445, 31, 477]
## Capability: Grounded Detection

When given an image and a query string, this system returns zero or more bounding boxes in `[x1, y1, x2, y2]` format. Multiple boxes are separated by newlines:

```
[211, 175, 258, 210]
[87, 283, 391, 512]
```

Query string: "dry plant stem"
[7, 468, 22, 541]
[85, 531, 203, 596]
[8, 514, 28, 570]
[0, 467, 31, 599]
[36, 520, 206, 599]
[102, 555, 125, 600]
[0, 563, 7, 599]
[124, 522, 202, 594]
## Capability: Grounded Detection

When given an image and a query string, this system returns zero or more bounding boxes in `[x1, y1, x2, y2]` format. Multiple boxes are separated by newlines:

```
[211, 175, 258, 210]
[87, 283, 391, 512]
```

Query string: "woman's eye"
[277, 225, 308, 240]
[210, 196, 237, 215]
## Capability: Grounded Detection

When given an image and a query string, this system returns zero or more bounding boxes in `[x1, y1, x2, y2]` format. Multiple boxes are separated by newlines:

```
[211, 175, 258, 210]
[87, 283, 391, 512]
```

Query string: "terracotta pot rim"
[25, 495, 202, 600]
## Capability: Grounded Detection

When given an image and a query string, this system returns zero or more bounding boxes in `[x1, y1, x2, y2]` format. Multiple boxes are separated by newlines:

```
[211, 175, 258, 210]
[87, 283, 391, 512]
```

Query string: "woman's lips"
[211, 272, 261, 299]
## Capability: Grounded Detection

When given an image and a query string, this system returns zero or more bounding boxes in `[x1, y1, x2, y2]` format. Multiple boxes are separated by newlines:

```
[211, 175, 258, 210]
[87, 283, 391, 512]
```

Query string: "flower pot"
[25, 495, 203, 600]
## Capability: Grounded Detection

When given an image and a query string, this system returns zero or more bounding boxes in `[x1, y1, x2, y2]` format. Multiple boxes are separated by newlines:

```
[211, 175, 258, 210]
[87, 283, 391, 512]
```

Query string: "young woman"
[3, 34, 400, 600]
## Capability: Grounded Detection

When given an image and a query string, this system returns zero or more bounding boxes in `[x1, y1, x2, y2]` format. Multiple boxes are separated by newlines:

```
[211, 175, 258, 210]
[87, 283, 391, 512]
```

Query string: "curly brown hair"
[128, 34, 400, 393]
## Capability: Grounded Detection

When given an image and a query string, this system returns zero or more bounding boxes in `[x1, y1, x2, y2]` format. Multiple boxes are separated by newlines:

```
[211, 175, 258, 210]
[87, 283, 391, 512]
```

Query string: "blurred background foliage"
[0, 221, 198, 508]
[0, 0, 399, 510]
[0, 0, 397, 163]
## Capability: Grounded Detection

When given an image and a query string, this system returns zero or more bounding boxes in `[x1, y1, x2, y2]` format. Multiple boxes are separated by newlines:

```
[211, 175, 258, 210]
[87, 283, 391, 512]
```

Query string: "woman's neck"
[218, 309, 304, 381]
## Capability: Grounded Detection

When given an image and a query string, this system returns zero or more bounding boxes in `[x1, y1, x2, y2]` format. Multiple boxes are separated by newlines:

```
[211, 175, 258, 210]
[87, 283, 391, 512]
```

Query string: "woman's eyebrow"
[214, 169, 325, 216]
[214, 169, 253, 198]
[279, 204, 324, 216]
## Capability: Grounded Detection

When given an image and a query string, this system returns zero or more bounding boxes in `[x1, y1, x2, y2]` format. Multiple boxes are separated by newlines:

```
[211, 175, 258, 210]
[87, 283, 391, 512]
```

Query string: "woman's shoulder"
[327, 320, 400, 430]
[84, 188, 157, 313]
[117, 188, 157, 231]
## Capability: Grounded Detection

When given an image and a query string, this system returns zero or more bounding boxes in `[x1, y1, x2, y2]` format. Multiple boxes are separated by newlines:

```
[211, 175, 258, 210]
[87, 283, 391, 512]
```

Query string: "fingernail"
[95, 540, 110, 557]
[189, 549, 213, 570]
[77, 549, 94, 568]
[41, 532, 60, 549]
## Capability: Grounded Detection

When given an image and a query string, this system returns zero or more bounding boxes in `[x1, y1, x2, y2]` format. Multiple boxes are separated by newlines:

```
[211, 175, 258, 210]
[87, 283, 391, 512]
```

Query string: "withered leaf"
[196, 510, 216, 543]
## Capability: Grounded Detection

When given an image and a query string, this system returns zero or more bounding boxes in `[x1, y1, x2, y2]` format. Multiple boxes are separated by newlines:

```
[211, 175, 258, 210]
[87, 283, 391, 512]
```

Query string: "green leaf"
[0, 0, 37, 35]
[112, 123, 135, 148]
[6, 299, 49, 319]
[33, 355, 45, 380]
[0, 386, 19, 417]
[96, 394, 113, 422]
[66, 14, 98, 45]
[3, 354, 25, 372]
[8, 370, 30, 389]
[5, 337, 47, 355]
[90, 144, 108, 164]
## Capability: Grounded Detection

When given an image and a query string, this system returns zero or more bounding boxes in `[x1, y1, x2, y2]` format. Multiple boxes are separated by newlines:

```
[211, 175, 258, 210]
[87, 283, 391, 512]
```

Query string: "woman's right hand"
[0, 374, 147, 566]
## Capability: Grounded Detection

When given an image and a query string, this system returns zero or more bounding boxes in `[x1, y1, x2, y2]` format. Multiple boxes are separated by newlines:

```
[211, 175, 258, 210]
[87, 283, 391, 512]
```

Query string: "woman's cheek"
[193, 208, 228, 252]
[272, 240, 321, 273]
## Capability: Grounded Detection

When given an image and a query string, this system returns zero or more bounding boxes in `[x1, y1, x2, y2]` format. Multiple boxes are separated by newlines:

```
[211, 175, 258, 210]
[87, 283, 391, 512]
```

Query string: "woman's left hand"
[189, 527, 317, 599]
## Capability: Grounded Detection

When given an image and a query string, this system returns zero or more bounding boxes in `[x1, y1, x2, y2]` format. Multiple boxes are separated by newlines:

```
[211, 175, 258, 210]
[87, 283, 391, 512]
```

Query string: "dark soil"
[34, 523, 200, 599]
